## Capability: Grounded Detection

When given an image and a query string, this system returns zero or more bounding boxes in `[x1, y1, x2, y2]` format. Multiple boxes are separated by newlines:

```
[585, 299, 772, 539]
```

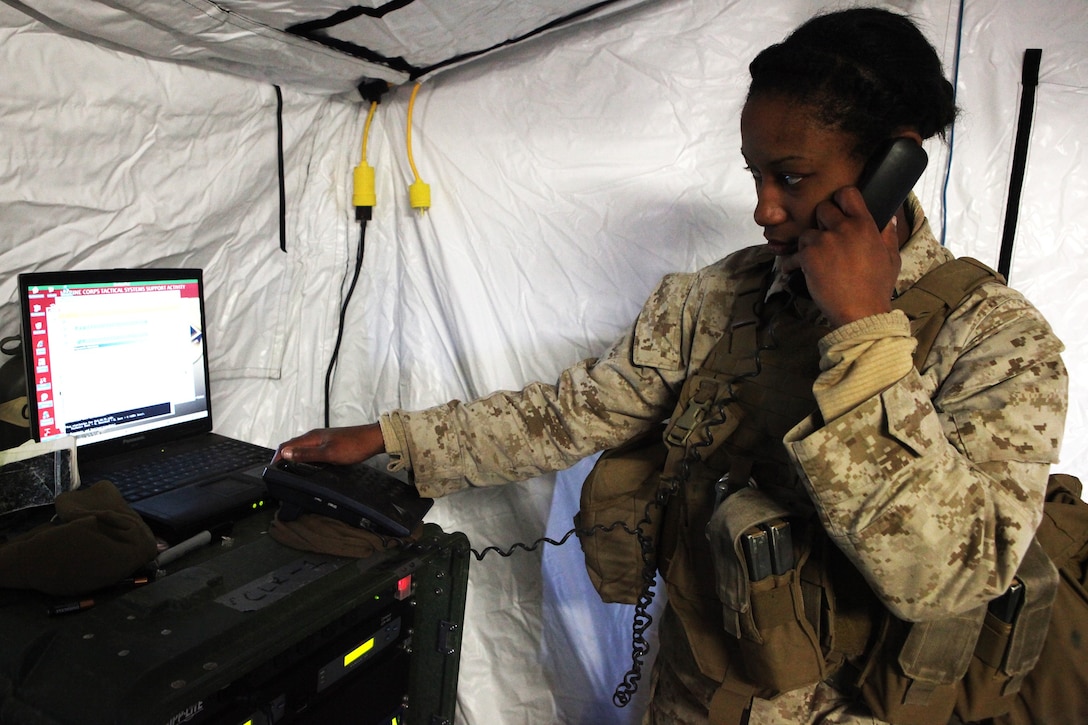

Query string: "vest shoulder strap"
[892, 257, 1004, 369]
[695, 255, 1003, 382]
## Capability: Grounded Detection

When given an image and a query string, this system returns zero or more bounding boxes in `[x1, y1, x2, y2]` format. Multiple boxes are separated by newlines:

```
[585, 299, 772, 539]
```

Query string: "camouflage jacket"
[380, 198, 1067, 621]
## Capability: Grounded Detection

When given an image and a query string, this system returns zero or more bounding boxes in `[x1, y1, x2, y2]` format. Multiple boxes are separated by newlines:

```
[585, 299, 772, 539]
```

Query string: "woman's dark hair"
[747, 7, 957, 157]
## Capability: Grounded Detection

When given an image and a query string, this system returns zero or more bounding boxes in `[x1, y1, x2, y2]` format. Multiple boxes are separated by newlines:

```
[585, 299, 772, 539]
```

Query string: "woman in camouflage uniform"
[276, 8, 1067, 724]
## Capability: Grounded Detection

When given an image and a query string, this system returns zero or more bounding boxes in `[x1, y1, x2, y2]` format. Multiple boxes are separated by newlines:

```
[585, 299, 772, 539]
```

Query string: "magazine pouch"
[954, 535, 1057, 721]
[856, 607, 982, 725]
[706, 487, 825, 692]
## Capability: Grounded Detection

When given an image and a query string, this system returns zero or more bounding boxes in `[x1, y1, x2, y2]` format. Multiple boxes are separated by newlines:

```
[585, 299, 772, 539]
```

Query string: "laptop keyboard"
[103, 439, 273, 502]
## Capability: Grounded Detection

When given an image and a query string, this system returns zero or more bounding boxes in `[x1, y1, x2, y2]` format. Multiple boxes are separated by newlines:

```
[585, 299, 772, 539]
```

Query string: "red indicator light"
[395, 574, 412, 600]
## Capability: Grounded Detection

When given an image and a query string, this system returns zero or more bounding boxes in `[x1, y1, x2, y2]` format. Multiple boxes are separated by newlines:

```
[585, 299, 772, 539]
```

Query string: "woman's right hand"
[789, 186, 902, 328]
[273, 423, 386, 466]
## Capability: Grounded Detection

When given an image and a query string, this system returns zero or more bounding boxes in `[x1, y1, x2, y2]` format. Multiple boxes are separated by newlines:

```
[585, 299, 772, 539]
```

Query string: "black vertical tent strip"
[275, 85, 287, 253]
[998, 48, 1042, 281]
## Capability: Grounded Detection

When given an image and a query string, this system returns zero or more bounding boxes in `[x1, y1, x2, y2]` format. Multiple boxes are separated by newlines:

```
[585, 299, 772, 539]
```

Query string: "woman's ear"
[895, 129, 924, 146]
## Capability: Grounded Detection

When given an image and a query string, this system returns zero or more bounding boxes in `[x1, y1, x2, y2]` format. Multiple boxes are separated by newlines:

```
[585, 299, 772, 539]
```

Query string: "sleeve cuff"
[814, 311, 916, 421]
[378, 413, 411, 473]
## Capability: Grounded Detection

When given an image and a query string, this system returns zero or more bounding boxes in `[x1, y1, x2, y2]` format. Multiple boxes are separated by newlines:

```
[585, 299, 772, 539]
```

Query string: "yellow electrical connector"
[406, 82, 430, 214]
[353, 101, 378, 220]
[409, 178, 430, 211]
[353, 161, 376, 209]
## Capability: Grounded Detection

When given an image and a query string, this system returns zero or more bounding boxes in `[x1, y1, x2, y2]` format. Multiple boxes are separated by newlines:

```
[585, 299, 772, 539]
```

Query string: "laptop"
[17, 267, 274, 543]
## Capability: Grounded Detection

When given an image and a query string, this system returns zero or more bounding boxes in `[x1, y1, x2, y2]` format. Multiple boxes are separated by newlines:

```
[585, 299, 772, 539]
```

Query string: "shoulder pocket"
[632, 272, 696, 370]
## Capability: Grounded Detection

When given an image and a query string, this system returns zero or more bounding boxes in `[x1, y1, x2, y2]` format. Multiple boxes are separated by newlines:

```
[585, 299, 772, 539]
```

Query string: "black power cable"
[324, 220, 368, 427]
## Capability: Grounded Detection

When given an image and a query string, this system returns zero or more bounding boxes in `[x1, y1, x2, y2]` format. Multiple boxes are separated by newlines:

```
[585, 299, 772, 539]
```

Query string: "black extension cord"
[324, 219, 368, 427]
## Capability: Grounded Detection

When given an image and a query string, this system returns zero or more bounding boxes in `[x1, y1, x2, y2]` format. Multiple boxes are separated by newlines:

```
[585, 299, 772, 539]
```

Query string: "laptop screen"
[18, 269, 213, 455]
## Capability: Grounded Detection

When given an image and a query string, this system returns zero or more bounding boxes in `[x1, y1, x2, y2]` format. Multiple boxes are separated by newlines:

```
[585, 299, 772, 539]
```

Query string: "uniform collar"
[894, 194, 955, 296]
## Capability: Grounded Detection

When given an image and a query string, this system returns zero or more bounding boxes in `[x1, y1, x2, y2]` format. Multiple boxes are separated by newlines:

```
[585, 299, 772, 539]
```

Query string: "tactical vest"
[576, 249, 1058, 724]
[655, 249, 836, 701]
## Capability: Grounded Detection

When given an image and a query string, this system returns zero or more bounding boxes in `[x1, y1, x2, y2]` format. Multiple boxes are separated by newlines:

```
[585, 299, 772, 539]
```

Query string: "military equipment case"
[0, 515, 469, 725]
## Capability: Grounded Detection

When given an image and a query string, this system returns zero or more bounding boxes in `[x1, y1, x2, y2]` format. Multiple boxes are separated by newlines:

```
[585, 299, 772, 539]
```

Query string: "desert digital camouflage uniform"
[379, 196, 1068, 724]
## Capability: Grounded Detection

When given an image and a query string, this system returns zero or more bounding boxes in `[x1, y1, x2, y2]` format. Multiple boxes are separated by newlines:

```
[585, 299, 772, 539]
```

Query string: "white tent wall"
[0, 2, 1085, 725]
[0, 4, 365, 439]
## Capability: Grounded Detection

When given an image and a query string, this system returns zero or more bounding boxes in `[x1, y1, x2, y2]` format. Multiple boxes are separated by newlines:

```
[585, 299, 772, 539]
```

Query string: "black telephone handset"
[855, 137, 929, 229]
[788, 137, 928, 296]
